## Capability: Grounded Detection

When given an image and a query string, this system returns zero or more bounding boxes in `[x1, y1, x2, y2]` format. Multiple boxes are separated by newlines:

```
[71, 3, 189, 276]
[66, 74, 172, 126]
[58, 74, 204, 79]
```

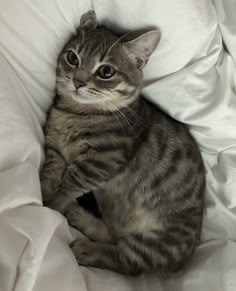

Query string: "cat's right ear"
[80, 10, 97, 31]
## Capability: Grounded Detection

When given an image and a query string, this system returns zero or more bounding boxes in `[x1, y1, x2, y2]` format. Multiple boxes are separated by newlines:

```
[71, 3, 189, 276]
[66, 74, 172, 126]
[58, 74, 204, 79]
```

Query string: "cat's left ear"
[123, 29, 161, 69]
[80, 10, 97, 31]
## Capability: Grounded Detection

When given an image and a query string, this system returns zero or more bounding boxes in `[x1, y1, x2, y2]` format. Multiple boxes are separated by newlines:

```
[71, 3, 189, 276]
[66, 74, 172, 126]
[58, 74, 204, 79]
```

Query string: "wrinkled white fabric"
[0, 0, 235, 290]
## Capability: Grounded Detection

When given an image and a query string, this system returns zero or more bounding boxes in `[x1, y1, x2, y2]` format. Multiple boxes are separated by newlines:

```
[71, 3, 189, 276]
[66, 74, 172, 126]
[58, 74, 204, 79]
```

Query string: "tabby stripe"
[132, 233, 177, 266]
[54, 102, 114, 117]
[121, 71, 136, 86]
[76, 163, 104, 181]
[182, 204, 203, 217]
[45, 145, 64, 159]
[128, 173, 150, 202]
[122, 237, 155, 267]
[119, 242, 149, 270]
[95, 142, 129, 153]
[164, 225, 192, 240]
[165, 230, 193, 247]
[79, 126, 128, 139]
[197, 179, 205, 199]
[73, 160, 115, 185]
[150, 162, 177, 190]
[150, 229, 192, 268]
[151, 229, 182, 246]
[82, 176, 98, 187]
[44, 160, 58, 168]
[94, 44, 103, 56]
[117, 88, 135, 96]
[69, 171, 98, 190]
[171, 217, 199, 232]
[172, 149, 183, 163]
[84, 159, 116, 173]
[175, 179, 200, 203]
[186, 167, 197, 181]
[54, 105, 77, 116]
[150, 140, 184, 190]
[157, 129, 169, 159]
[67, 170, 85, 190]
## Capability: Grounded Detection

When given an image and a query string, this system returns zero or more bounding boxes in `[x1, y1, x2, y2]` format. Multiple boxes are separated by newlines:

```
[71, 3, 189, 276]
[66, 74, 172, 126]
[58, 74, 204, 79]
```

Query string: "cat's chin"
[71, 91, 100, 105]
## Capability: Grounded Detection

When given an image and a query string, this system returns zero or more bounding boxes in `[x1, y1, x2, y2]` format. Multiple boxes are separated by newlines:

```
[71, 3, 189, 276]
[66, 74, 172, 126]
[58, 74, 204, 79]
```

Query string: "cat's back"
[141, 98, 205, 199]
[141, 98, 203, 166]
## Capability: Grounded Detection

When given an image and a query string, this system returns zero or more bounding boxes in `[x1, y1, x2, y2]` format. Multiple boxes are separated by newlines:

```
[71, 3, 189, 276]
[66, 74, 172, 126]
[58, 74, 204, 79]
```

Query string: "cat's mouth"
[72, 88, 100, 104]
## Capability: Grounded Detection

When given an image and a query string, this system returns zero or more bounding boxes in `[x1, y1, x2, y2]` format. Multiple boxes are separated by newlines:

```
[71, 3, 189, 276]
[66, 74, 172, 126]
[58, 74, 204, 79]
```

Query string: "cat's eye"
[66, 50, 79, 66]
[97, 65, 115, 79]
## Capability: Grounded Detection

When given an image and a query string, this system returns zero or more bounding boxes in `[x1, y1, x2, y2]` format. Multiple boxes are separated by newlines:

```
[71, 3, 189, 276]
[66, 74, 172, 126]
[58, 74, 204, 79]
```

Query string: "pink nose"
[73, 79, 85, 89]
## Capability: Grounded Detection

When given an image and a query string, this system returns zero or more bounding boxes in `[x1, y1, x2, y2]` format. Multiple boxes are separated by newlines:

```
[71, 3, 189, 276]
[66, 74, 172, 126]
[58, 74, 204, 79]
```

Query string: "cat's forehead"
[67, 27, 119, 62]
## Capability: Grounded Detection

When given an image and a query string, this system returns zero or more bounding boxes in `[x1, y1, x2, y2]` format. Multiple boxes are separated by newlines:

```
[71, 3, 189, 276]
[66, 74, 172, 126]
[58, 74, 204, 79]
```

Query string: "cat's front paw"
[43, 200, 59, 211]
[40, 179, 56, 202]
[65, 203, 87, 230]
[70, 240, 94, 266]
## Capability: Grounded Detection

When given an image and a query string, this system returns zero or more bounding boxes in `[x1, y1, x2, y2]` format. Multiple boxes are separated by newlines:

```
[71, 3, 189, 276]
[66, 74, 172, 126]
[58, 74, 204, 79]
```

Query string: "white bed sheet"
[0, 0, 236, 291]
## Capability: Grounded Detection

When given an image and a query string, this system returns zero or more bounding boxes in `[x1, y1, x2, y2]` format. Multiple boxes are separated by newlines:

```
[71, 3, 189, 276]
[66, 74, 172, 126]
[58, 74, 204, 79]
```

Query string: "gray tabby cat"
[40, 10, 205, 276]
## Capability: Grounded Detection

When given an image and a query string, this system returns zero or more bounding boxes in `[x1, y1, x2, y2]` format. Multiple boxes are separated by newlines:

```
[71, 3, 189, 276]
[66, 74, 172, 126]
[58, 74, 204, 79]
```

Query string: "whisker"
[89, 91, 136, 136]
[109, 109, 128, 136]
[57, 74, 70, 80]
[116, 108, 137, 136]
[93, 90, 138, 135]
[56, 76, 71, 84]
[103, 99, 137, 136]
[125, 106, 149, 127]
[95, 94, 127, 135]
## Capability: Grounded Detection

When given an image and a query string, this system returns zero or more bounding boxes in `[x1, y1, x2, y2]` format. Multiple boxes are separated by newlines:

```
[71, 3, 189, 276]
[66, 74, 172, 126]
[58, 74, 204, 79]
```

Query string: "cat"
[40, 10, 205, 276]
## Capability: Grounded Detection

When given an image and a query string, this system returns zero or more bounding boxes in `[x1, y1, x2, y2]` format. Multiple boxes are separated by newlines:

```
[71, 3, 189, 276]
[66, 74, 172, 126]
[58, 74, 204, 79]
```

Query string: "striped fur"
[40, 11, 205, 276]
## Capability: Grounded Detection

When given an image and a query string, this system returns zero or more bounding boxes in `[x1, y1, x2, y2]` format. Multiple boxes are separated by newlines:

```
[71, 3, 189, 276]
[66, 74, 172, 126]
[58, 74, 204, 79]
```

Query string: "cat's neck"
[53, 93, 144, 118]
[52, 94, 150, 138]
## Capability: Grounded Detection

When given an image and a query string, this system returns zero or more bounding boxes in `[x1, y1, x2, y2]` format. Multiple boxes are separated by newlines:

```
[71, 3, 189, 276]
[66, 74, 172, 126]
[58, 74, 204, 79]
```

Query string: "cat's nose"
[73, 78, 86, 89]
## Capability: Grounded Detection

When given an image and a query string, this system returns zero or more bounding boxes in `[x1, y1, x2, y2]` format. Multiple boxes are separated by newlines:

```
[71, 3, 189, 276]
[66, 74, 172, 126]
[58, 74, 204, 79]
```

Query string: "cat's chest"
[46, 110, 92, 162]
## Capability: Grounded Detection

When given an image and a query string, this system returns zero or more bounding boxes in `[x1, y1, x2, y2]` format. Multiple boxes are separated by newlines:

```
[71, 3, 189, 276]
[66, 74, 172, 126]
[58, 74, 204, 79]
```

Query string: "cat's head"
[56, 10, 160, 111]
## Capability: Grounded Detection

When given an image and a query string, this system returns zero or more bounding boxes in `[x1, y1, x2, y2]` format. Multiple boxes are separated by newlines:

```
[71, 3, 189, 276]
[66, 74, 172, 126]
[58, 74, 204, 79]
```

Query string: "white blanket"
[0, 0, 235, 290]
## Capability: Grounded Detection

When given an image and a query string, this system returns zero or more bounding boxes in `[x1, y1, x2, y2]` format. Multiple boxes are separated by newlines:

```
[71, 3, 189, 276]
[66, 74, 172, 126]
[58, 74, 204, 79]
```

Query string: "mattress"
[0, 0, 235, 290]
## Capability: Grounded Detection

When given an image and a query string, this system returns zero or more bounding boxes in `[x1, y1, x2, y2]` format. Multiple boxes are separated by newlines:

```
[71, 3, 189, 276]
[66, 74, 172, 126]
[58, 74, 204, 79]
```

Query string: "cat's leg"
[70, 241, 124, 273]
[44, 190, 79, 213]
[40, 148, 66, 202]
[48, 156, 123, 213]
[44, 162, 84, 213]
[66, 202, 113, 243]
[70, 239, 145, 275]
